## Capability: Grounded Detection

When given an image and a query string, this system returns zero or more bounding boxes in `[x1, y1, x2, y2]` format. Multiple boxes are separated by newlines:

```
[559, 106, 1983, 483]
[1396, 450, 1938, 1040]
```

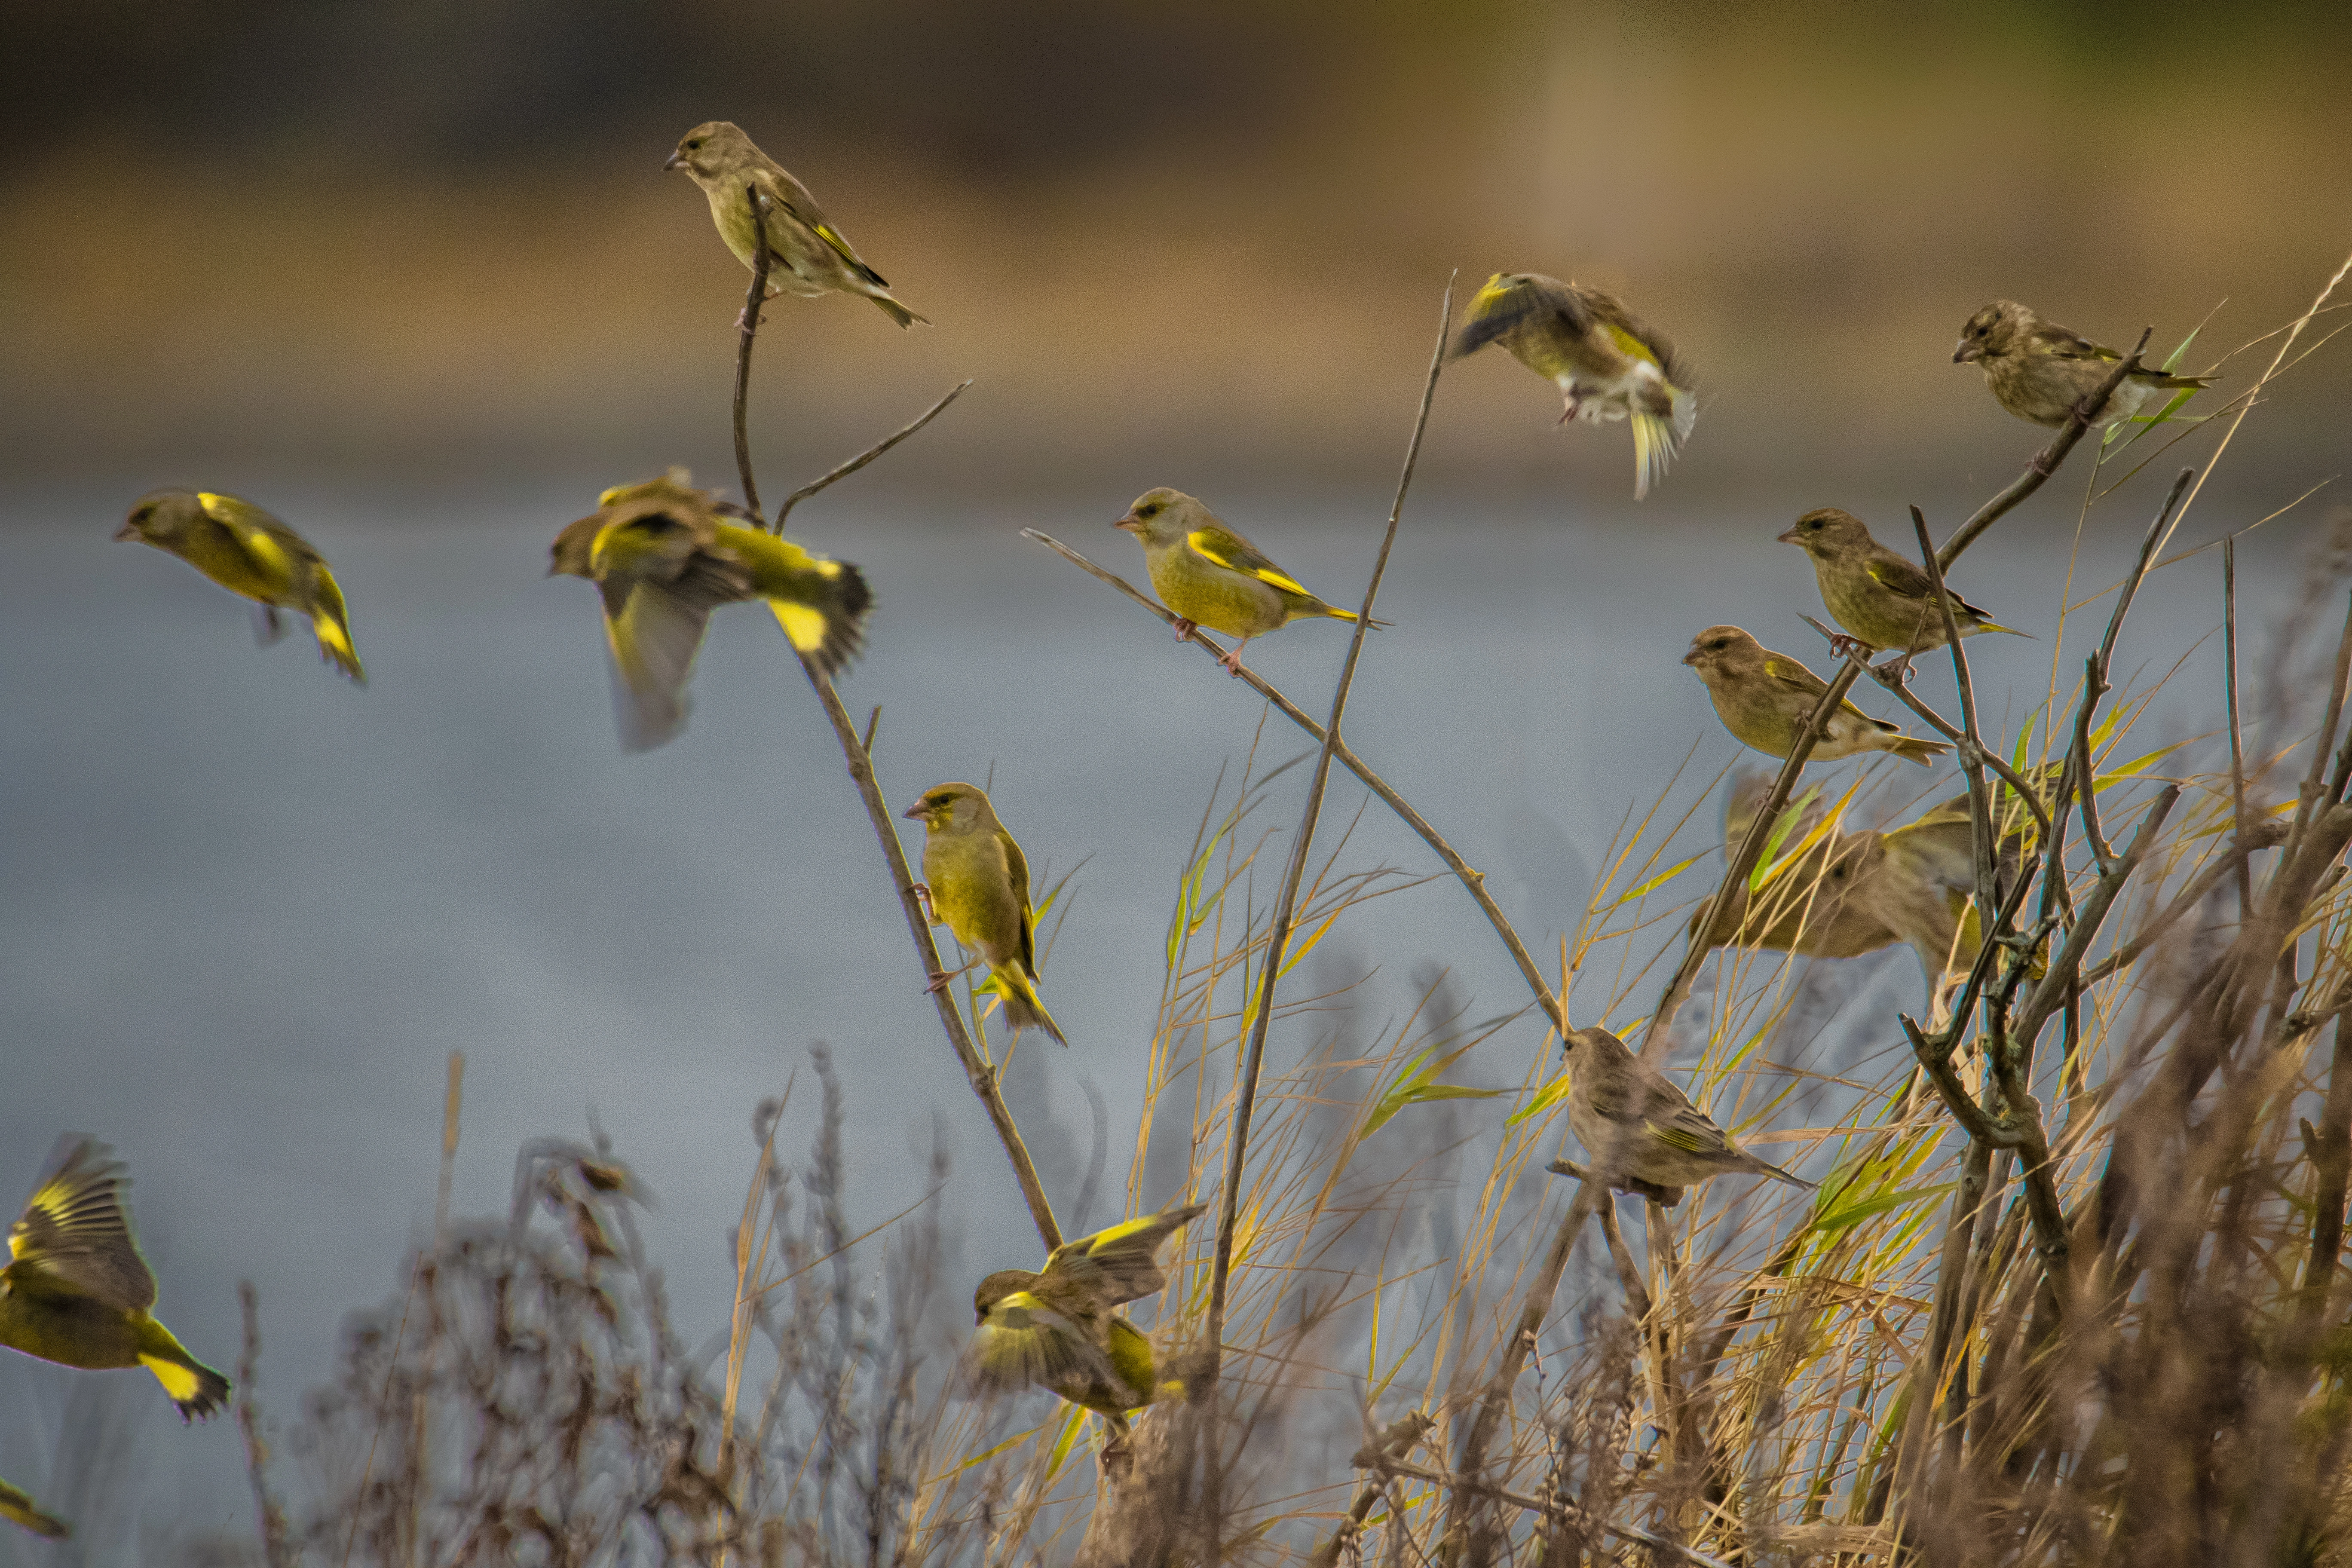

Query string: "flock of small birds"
[9, 120, 2223, 1522]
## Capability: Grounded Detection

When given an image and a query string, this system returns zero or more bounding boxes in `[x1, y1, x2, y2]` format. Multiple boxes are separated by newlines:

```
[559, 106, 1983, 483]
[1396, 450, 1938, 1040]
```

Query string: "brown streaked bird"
[1778, 508, 2025, 656]
[1683, 626, 1949, 766]
[1, 1137, 231, 1422]
[1952, 300, 2212, 429]
[665, 120, 926, 328]
[1559, 1027, 1813, 1194]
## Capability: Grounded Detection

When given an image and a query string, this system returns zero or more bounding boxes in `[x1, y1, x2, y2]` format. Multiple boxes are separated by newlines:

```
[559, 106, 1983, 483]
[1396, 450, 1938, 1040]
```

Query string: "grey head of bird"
[974, 1268, 1040, 1322]
[1953, 300, 2031, 364]
[1112, 487, 1206, 548]
[1776, 507, 1873, 557]
[1561, 1024, 1636, 1069]
[903, 780, 996, 834]
[115, 488, 202, 546]
[1682, 625, 1766, 682]
[664, 120, 753, 180]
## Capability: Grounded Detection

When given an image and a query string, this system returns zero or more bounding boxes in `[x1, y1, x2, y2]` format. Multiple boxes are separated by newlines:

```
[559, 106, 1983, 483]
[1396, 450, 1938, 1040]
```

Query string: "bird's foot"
[1873, 652, 1917, 684]
[923, 970, 955, 995]
[1218, 647, 1248, 678]
[1557, 395, 1583, 426]
[1826, 634, 1871, 663]
[910, 882, 937, 924]
[1171, 618, 1198, 643]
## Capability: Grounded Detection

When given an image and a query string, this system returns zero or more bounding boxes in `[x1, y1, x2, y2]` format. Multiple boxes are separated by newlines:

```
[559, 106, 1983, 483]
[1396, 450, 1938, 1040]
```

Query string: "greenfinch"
[1953, 300, 2212, 429]
[548, 469, 873, 751]
[966, 1203, 1204, 1434]
[1113, 488, 1370, 676]
[665, 121, 927, 329]
[1452, 271, 1697, 499]
[1560, 1027, 1812, 1194]
[1692, 780, 1897, 960]
[902, 781, 1066, 1043]
[1683, 626, 1950, 767]
[1778, 508, 2025, 655]
[0, 1477, 68, 1540]
[2, 1138, 231, 1422]
[115, 489, 364, 683]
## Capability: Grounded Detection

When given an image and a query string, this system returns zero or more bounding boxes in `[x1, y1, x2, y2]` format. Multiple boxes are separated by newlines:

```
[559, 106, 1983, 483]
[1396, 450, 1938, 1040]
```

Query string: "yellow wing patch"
[1187, 533, 1309, 596]
[139, 1355, 201, 1403]
[1605, 323, 1661, 369]
[771, 601, 832, 653]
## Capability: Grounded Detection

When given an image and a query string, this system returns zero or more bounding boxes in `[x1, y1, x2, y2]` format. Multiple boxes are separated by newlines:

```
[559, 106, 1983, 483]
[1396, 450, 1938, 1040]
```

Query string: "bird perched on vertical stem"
[1952, 300, 2212, 429]
[1, 1137, 232, 1421]
[1559, 1027, 1813, 1194]
[903, 781, 1067, 1043]
[1113, 488, 1372, 676]
[966, 1202, 1206, 1435]
[548, 469, 872, 751]
[1683, 626, 1950, 766]
[1452, 271, 1698, 499]
[1778, 508, 2026, 656]
[115, 489, 364, 683]
[665, 121, 928, 328]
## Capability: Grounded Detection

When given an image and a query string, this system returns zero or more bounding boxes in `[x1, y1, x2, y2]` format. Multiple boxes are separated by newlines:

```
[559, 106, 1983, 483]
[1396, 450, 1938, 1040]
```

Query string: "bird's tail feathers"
[1978, 620, 2034, 640]
[1324, 605, 1393, 629]
[2150, 371, 2216, 390]
[1629, 385, 1697, 500]
[309, 607, 365, 685]
[141, 1351, 232, 1422]
[769, 560, 876, 677]
[1890, 735, 1954, 767]
[1755, 1158, 1817, 1191]
[995, 966, 1068, 1046]
[869, 293, 930, 329]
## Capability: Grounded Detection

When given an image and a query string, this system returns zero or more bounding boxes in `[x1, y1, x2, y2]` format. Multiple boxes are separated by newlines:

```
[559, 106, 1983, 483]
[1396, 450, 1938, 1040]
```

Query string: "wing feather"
[7, 1136, 156, 1314]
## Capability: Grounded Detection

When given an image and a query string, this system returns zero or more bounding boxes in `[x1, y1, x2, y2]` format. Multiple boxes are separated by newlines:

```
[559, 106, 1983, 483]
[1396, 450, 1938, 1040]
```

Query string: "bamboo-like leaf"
[1608, 851, 1708, 910]
[1363, 1082, 1509, 1138]
[1809, 1182, 1960, 1237]
[1507, 1072, 1576, 1128]
[1749, 787, 1822, 892]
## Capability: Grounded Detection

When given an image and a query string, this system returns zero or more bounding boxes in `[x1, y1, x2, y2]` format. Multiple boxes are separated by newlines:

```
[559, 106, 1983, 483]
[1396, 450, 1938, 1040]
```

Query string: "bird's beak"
[900, 802, 927, 821]
[1681, 646, 1703, 667]
[1774, 525, 1802, 545]
[663, 151, 686, 172]
[1952, 341, 1981, 365]
[1113, 514, 1143, 533]
[112, 522, 138, 542]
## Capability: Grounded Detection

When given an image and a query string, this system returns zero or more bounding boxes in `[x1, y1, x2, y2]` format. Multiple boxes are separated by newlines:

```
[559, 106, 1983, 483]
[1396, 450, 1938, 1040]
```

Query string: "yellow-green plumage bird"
[1561, 1027, 1813, 1194]
[966, 1203, 1205, 1435]
[1114, 488, 1370, 676]
[1452, 271, 1697, 499]
[1, 1137, 230, 1423]
[903, 781, 1066, 1043]
[665, 120, 927, 329]
[1778, 508, 2026, 655]
[0, 1477, 68, 1541]
[115, 489, 364, 683]
[1684, 626, 1950, 767]
[1953, 300, 2213, 429]
[549, 469, 873, 751]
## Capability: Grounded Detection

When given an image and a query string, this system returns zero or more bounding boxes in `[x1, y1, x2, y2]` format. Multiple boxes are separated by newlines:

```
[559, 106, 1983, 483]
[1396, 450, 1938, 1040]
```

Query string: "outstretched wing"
[1044, 1203, 1207, 1307]
[7, 1136, 156, 1314]
[1453, 273, 1594, 359]
[965, 1292, 1115, 1395]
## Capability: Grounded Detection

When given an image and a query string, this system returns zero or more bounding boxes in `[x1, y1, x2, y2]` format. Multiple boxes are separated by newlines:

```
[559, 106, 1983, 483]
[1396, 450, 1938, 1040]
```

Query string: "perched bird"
[1452, 271, 1698, 499]
[967, 1203, 1205, 1434]
[665, 121, 927, 328]
[1779, 508, 2025, 655]
[1560, 1027, 1813, 1193]
[1683, 626, 1950, 766]
[1, 1137, 230, 1422]
[1953, 300, 2212, 430]
[115, 489, 364, 683]
[1113, 488, 1370, 676]
[0, 1477, 67, 1541]
[903, 781, 1067, 1043]
[548, 470, 872, 750]
[1691, 778, 1898, 961]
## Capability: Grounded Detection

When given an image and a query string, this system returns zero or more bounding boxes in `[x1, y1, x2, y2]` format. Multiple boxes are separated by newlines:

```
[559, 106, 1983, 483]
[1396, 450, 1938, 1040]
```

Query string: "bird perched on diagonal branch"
[1779, 508, 2027, 656]
[1953, 299, 2211, 429]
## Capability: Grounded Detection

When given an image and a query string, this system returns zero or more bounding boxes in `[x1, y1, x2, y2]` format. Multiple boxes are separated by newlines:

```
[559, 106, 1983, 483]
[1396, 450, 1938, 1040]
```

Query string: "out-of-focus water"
[0, 475, 2314, 1550]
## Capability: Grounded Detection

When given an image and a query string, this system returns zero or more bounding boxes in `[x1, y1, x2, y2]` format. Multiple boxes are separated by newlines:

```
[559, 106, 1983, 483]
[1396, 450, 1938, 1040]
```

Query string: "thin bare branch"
[772, 381, 973, 533]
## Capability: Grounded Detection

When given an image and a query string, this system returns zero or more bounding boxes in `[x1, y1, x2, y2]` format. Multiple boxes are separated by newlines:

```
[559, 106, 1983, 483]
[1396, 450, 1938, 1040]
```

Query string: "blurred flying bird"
[548, 469, 872, 750]
[115, 489, 364, 683]
[966, 1203, 1205, 1435]
[1560, 1027, 1814, 1193]
[0, 1476, 68, 1540]
[1452, 271, 1697, 499]
[1114, 488, 1371, 675]
[903, 781, 1067, 1043]
[1, 1137, 231, 1422]
[666, 120, 927, 328]
[1779, 508, 2025, 656]
[1952, 300, 2211, 429]
[1683, 626, 1950, 766]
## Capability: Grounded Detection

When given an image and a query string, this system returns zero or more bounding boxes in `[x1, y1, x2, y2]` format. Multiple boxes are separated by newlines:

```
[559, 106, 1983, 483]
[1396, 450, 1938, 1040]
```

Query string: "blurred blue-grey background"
[2, 0, 2347, 1553]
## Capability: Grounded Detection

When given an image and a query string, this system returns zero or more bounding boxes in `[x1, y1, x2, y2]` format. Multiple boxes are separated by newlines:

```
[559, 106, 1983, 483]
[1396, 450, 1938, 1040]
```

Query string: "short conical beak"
[112, 522, 139, 542]
[1952, 341, 1980, 364]
[1113, 515, 1143, 533]
[1681, 646, 1703, 667]
[1775, 526, 1802, 545]
[900, 801, 926, 821]
[663, 151, 687, 172]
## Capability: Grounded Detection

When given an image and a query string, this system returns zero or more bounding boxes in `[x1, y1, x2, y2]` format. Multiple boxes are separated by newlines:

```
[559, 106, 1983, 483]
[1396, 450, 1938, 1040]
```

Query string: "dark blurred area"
[4, 0, 2349, 494]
